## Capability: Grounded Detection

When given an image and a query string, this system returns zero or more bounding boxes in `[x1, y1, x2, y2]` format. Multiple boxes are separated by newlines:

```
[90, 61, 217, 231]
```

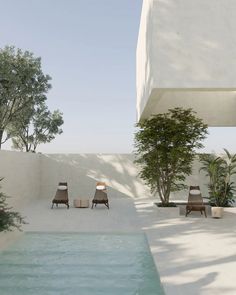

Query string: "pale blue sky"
[0, 1, 235, 153]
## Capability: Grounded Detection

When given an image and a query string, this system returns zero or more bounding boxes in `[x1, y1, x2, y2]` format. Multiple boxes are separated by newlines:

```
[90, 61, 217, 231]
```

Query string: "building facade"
[137, 0, 236, 126]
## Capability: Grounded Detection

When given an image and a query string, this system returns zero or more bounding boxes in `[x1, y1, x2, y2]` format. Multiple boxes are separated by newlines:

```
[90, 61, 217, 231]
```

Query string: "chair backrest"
[94, 182, 108, 201]
[94, 191, 108, 201]
[188, 185, 203, 204]
[58, 182, 68, 191]
[59, 182, 67, 186]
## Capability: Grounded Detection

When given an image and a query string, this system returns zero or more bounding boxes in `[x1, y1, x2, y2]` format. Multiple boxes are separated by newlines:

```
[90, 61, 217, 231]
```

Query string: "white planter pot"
[211, 207, 224, 218]
[155, 205, 180, 218]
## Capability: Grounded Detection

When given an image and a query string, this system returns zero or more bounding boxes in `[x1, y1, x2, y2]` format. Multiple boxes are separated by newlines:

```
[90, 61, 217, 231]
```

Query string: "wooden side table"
[73, 199, 89, 208]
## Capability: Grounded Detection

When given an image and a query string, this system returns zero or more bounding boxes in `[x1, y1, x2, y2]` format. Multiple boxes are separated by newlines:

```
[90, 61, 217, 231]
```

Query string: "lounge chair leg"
[204, 210, 207, 218]
[91, 203, 94, 209]
[67, 203, 69, 209]
[51, 203, 54, 209]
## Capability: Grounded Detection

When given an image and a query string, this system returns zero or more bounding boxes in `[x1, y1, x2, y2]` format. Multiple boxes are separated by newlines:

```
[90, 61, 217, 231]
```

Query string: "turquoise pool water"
[0, 232, 165, 295]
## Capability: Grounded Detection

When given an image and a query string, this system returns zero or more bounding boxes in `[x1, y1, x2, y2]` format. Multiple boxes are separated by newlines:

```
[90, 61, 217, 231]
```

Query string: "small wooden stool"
[73, 199, 89, 208]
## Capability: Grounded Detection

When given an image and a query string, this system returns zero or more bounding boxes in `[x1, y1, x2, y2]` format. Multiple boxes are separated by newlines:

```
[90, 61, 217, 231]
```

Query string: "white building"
[137, 0, 236, 126]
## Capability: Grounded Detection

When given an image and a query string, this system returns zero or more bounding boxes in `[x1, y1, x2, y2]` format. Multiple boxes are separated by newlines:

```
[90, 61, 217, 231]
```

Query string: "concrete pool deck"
[1, 195, 236, 295]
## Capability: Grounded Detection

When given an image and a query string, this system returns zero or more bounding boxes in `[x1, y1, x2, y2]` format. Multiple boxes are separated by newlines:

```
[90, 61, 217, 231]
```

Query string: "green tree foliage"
[9, 102, 63, 152]
[0, 178, 25, 232]
[0, 46, 51, 148]
[134, 108, 208, 206]
[199, 149, 236, 207]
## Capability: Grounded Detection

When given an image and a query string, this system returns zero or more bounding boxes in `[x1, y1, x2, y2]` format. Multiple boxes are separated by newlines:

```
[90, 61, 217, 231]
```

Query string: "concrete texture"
[0, 151, 152, 205]
[137, 0, 236, 126]
[0, 231, 23, 251]
[0, 150, 220, 206]
[0, 150, 41, 208]
[135, 200, 236, 295]
[40, 153, 151, 201]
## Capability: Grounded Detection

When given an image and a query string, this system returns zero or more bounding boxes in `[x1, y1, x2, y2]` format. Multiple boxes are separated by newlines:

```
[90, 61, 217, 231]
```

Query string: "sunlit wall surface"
[137, 0, 236, 126]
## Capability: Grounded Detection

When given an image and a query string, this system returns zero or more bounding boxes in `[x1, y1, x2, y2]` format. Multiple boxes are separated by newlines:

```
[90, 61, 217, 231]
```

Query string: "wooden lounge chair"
[51, 182, 69, 209]
[186, 185, 207, 217]
[91, 182, 109, 209]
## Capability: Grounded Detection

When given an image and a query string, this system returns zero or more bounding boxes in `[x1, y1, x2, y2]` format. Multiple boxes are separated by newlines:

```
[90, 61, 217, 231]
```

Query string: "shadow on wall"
[0, 150, 214, 206]
[40, 154, 151, 201]
[40, 154, 211, 203]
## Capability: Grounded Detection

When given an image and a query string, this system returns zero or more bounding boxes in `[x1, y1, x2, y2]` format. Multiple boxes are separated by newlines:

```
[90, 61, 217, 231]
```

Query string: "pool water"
[0, 232, 165, 295]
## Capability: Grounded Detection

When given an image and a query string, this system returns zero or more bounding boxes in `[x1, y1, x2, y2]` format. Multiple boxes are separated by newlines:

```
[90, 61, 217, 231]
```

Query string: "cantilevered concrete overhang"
[140, 89, 236, 126]
[137, 0, 236, 126]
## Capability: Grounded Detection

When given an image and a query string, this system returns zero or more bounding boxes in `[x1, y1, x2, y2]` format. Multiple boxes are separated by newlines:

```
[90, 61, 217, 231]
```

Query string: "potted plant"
[134, 107, 208, 216]
[199, 149, 236, 218]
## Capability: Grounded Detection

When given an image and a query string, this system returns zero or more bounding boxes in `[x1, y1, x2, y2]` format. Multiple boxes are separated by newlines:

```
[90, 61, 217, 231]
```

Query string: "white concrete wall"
[40, 154, 151, 201]
[0, 151, 151, 209]
[137, 0, 236, 125]
[0, 150, 41, 208]
[41, 154, 209, 202]
[136, 0, 154, 122]
[1, 150, 233, 208]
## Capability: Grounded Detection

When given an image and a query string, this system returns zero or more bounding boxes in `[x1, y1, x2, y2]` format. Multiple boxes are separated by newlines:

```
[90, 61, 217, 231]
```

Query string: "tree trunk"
[0, 129, 3, 149]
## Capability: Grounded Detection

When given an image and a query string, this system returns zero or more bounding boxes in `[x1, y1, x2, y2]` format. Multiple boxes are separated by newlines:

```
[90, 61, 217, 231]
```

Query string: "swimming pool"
[0, 232, 165, 295]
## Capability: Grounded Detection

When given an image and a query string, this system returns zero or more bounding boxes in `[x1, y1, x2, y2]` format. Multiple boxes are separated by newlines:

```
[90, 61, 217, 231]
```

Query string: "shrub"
[0, 178, 25, 232]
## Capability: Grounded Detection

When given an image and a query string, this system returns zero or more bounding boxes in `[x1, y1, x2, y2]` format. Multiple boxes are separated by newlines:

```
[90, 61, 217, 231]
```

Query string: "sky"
[0, 0, 235, 154]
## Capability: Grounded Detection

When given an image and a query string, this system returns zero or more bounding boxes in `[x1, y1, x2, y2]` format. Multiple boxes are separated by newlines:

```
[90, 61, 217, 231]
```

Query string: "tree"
[134, 108, 208, 206]
[0, 178, 25, 232]
[9, 102, 63, 152]
[0, 46, 51, 148]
